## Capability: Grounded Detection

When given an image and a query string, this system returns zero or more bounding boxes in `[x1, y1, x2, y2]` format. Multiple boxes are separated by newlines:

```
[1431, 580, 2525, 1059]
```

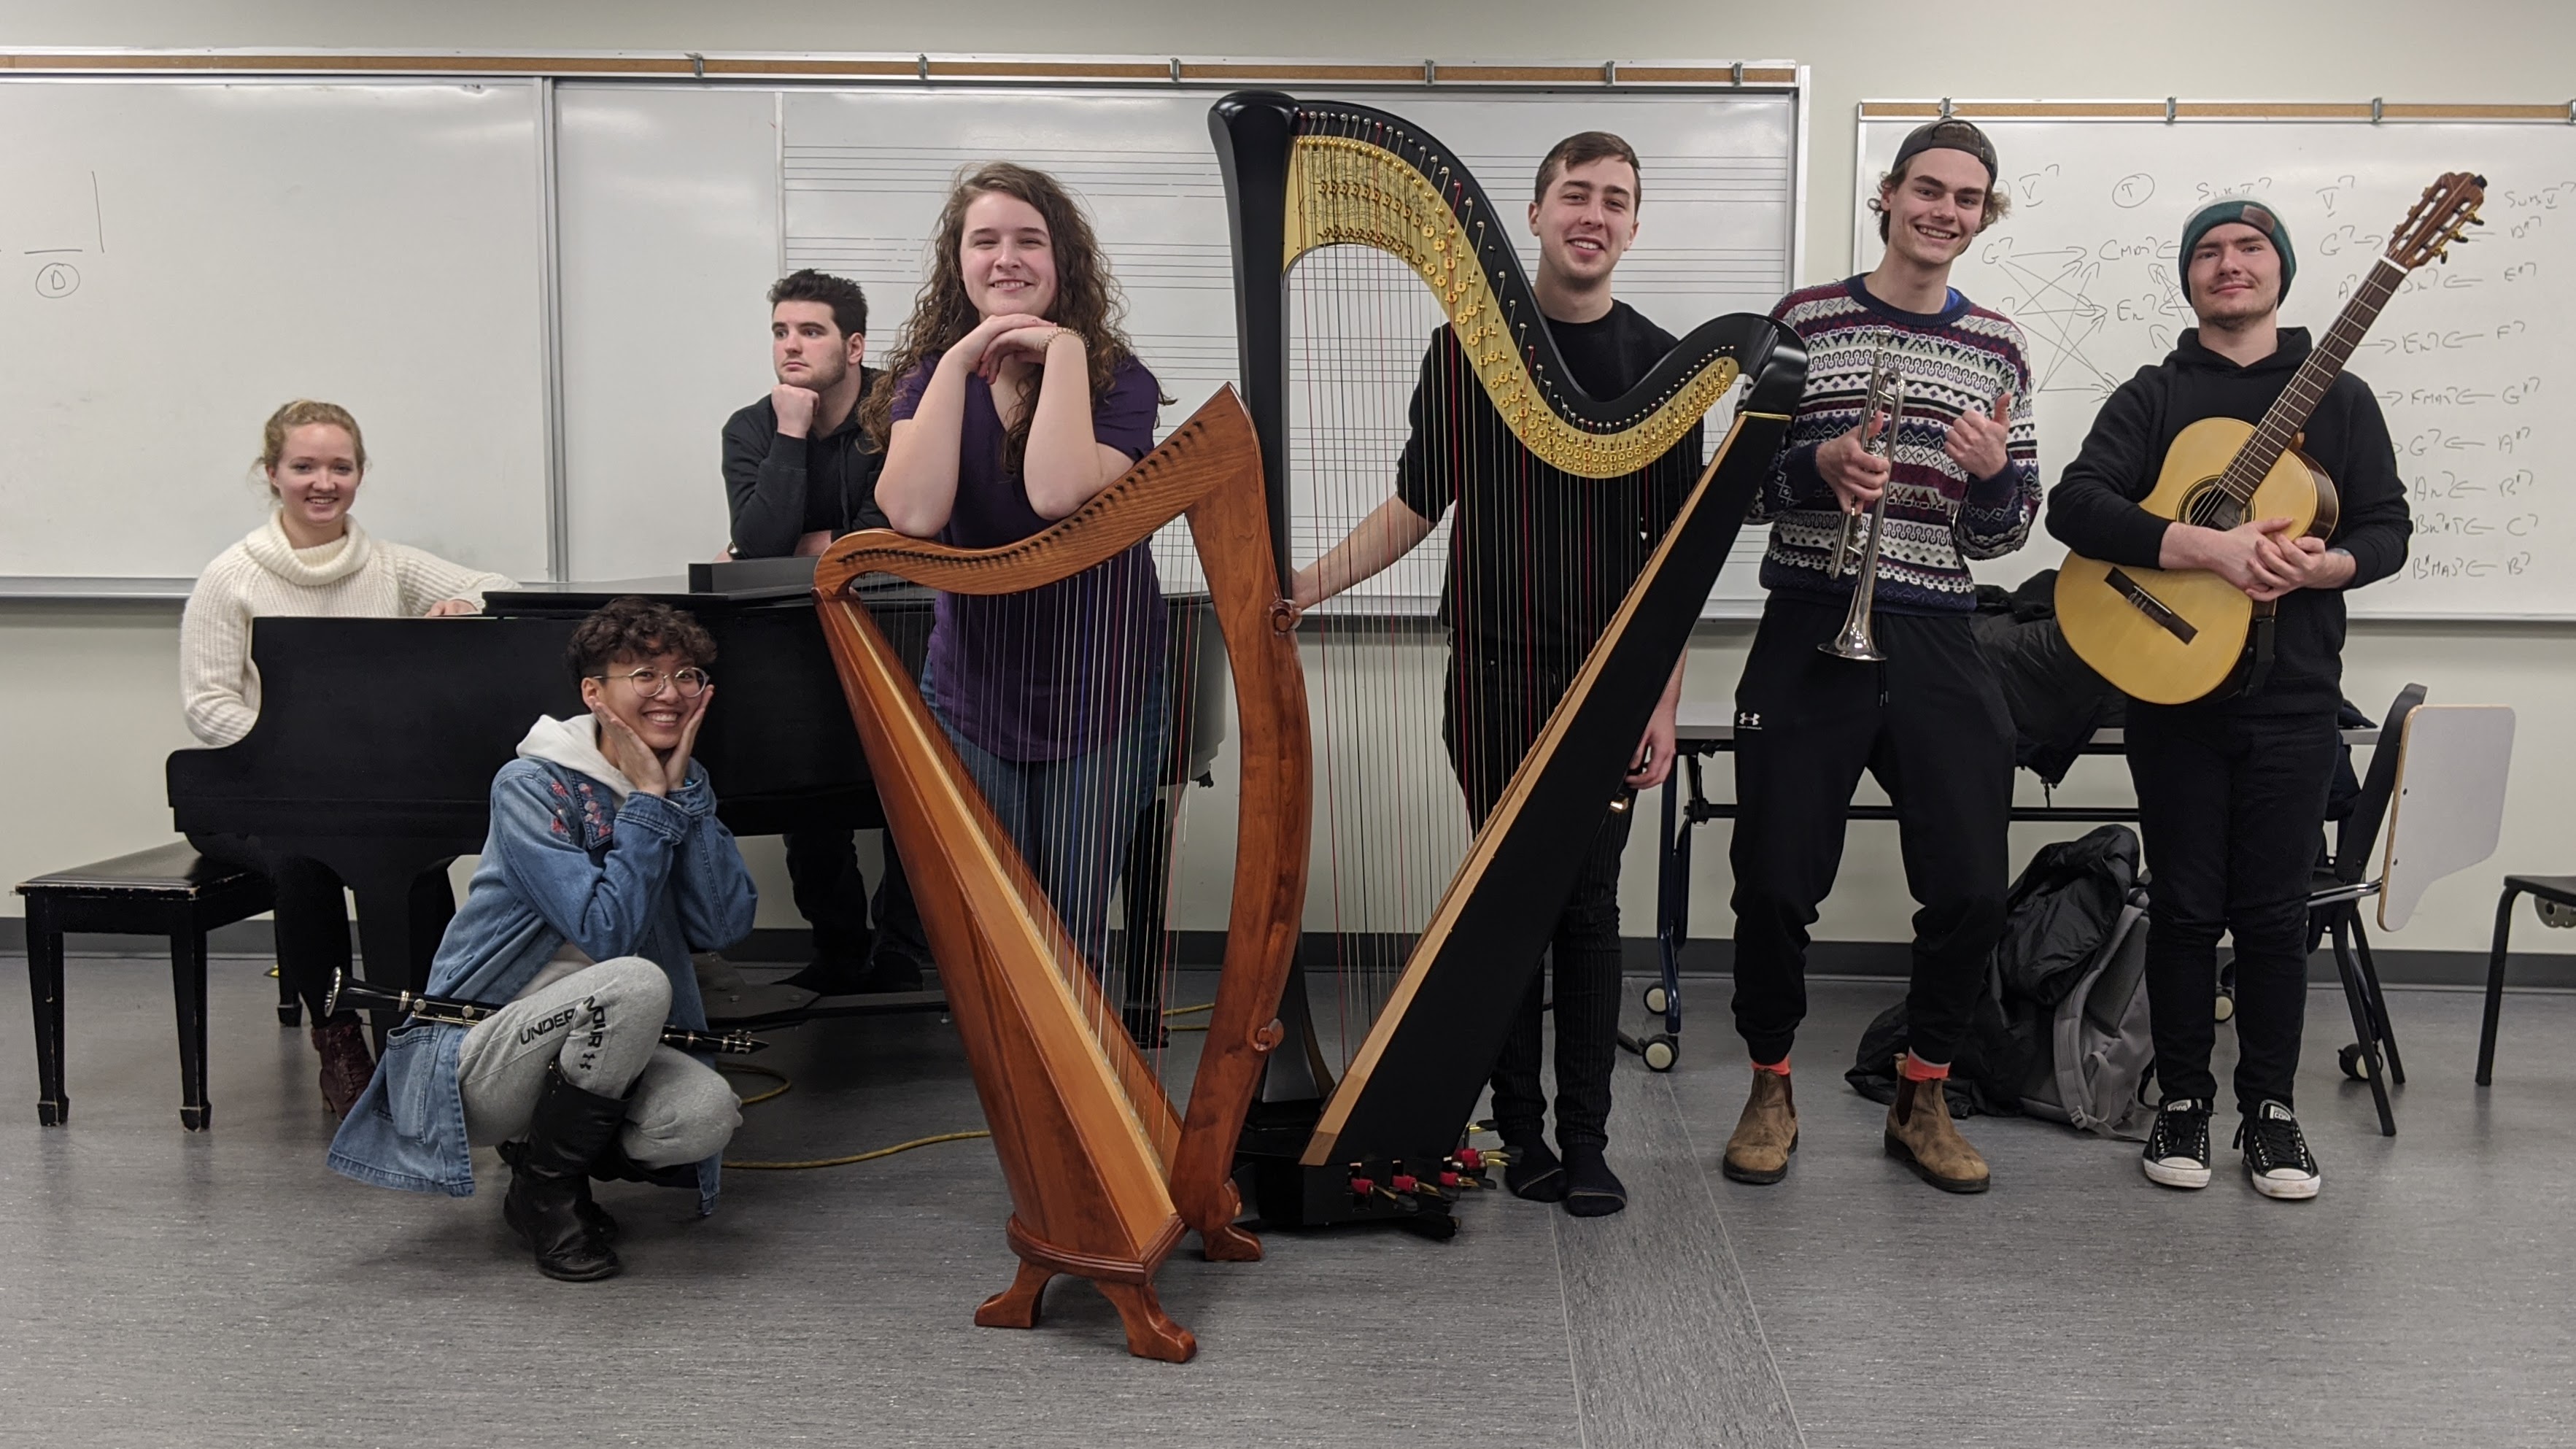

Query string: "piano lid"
[486, 557, 932, 617]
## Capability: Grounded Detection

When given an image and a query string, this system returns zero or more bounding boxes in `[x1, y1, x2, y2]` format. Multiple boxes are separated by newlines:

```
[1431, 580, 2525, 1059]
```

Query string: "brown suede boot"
[1722, 1070, 1798, 1185]
[1884, 1077, 1989, 1194]
[312, 1018, 376, 1120]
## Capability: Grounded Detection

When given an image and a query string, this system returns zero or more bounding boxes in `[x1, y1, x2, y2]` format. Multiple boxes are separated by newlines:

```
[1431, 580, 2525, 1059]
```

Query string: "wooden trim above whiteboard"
[1861, 98, 2576, 123]
[0, 50, 1800, 88]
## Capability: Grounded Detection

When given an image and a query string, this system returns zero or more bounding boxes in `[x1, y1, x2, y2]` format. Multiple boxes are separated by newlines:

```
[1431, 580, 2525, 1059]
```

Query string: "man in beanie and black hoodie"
[2048, 198, 2411, 1202]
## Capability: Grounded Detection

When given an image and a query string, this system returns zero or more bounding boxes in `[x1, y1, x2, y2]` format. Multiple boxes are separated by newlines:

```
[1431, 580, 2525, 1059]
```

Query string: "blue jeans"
[922, 665, 1167, 977]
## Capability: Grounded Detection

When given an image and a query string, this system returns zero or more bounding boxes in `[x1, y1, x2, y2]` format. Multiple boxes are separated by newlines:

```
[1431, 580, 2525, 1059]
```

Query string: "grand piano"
[166, 557, 1224, 1017]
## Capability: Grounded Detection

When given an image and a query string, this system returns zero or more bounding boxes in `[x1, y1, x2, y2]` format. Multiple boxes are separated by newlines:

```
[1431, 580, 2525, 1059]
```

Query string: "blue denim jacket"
[326, 718, 758, 1213]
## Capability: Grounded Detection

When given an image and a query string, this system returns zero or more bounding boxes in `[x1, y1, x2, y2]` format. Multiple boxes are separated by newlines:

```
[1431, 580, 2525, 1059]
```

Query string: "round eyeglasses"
[593, 666, 711, 700]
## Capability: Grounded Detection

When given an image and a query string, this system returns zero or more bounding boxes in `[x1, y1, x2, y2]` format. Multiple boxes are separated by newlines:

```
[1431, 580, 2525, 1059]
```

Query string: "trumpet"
[324, 968, 770, 1055]
[1819, 352, 1906, 662]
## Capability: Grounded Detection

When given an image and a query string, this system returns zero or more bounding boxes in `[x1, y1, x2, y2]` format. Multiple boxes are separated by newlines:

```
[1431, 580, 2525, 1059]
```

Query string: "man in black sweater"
[720, 270, 927, 993]
[2048, 199, 2411, 1202]
[1292, 134, 1703, 1217]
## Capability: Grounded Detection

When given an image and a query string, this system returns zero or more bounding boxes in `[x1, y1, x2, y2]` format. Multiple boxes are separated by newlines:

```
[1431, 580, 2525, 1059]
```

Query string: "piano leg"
[26, 897, 69, 1126]
[339, 857, 459, 1000]
[168, 927, 211, 1131]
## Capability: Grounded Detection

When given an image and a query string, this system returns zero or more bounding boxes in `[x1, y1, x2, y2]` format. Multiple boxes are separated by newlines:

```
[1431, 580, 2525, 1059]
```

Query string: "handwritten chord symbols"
[34, 263, 80, 299]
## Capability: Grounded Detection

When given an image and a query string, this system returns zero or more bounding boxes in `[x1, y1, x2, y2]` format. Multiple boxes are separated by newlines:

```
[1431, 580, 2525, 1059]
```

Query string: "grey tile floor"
[1, 952, 2568, 1448]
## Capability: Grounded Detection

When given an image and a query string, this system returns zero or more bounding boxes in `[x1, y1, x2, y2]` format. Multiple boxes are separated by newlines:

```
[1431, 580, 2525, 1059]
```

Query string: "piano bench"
[15, 843, 275, 1131]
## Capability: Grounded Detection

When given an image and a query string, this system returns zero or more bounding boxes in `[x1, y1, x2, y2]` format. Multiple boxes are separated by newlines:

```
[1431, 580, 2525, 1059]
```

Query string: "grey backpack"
[2017, 884, 2155, 1139]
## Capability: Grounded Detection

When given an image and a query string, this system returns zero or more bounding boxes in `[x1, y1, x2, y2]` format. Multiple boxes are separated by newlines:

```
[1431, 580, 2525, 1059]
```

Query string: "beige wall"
[8, 0, 2573, 954]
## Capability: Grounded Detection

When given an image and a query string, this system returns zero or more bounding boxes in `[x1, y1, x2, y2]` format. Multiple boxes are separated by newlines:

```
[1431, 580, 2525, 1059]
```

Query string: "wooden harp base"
[972, 1216, 1199, 1363]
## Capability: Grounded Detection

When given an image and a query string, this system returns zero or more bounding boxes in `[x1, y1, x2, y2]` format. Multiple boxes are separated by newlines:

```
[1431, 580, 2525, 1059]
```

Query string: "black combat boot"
[502, 1067, 630, 1281]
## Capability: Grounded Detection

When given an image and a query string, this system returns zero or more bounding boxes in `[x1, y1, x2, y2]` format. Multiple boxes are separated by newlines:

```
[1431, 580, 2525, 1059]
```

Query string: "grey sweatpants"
[456, 957, 740, 1167]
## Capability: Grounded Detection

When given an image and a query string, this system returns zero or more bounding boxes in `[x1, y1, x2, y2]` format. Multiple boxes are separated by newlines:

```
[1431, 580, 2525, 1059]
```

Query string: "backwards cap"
[1890, 118, 1998, 186]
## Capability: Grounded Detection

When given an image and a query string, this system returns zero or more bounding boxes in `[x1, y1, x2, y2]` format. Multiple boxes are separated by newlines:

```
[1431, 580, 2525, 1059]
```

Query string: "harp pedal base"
[1242, 1154, 1484, 1232]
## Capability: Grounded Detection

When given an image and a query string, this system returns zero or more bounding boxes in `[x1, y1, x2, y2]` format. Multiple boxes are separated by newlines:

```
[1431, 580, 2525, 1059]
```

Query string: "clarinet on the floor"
[324, 969, 770, 1055]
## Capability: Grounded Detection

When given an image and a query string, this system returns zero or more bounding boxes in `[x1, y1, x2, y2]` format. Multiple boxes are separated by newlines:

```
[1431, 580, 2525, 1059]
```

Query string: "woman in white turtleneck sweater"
[180, 400, 514, 1116]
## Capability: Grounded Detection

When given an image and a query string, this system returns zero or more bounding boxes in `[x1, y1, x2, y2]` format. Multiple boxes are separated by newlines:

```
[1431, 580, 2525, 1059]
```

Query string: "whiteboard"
[554, 82, 1801, 613]
[1855, 109, 2576, 619]
[0, 79, 551, 584]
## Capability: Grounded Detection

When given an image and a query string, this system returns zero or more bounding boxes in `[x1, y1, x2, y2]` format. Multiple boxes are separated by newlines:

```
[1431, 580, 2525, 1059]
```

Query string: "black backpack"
[1849, 825, 2154, 1136]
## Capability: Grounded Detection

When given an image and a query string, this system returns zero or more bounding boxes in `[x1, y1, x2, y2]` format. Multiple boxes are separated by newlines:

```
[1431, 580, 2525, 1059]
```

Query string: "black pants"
[783, 830, 927, 967]
[1445, 652, 1630, 1151]
[1728, 595, 2014, 1067]
[2125, 701, 2337, 1114]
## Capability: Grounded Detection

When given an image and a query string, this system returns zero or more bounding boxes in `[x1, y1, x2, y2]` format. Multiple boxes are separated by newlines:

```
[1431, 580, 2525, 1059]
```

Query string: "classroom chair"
[2476, 875, 2576, 1085]
[2308, 689, 2514, 1135]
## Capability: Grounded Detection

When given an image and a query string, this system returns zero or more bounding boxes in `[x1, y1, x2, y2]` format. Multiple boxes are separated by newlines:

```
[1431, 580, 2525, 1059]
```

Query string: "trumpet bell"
[1817, 619, 1887, 662]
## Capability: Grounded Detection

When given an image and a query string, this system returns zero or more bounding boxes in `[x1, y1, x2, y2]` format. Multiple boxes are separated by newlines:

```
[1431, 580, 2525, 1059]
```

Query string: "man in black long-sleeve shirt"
[719, 271, 926, 993]
[2048, 199, 2410, 1202]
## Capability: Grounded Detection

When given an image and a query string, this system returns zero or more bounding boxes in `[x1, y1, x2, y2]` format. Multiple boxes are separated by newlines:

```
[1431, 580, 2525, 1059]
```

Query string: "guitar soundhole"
[2182, 477, 2241, 530]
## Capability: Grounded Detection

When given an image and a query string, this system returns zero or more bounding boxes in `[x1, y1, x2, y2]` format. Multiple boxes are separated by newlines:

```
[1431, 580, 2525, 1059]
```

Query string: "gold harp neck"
[1283, 132, 1737, 479]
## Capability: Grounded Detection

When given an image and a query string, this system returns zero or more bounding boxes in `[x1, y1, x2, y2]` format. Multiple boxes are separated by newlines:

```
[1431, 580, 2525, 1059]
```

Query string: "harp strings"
[934, 427, 1197, 1130]
[1288, 121, 1479, 1075]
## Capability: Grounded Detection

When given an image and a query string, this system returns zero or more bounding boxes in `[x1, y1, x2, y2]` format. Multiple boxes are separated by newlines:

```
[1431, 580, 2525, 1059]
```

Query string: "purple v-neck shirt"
[892, 355, 1165, 762]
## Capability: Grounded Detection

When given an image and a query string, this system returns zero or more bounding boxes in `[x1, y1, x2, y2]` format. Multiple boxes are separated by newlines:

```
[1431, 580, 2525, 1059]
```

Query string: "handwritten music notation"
[0, 169, 106, 301]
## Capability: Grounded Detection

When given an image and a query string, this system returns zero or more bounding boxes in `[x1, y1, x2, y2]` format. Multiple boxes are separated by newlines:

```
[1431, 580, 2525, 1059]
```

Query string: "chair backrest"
[2379, 703, 2518, 930]
[2332, 682, 2429, 885]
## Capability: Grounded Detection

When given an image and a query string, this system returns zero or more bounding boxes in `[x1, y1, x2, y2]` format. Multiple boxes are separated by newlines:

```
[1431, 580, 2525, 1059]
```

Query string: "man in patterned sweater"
[1721, 119, 2038, 1194]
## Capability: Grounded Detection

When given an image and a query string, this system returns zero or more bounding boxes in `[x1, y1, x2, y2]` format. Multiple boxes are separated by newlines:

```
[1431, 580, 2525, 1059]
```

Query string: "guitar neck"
[2221, 256, 2407, 499]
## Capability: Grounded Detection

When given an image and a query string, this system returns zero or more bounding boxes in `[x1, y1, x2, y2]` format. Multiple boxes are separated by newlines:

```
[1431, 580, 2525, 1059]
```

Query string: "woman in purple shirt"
[866, 161, 1168, 981]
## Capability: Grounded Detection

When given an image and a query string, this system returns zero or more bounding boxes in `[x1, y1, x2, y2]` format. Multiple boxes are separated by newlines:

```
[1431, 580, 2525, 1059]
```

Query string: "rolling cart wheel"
[1642, 984, 1671, 1016]
[1641, 1034, 1678, 1073]
[2337, 1043, 2370, 1081]
[2213, 992, 2235, 1024]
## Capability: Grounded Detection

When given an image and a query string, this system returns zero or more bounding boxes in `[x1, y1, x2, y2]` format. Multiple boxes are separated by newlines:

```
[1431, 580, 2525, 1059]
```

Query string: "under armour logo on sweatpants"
[1736, 710, 1763, 730]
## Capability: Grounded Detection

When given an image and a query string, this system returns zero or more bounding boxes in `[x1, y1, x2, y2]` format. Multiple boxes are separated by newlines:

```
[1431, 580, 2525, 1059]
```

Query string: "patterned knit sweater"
[1754, 277, 2040, 614]
[180, 511, 514, 746]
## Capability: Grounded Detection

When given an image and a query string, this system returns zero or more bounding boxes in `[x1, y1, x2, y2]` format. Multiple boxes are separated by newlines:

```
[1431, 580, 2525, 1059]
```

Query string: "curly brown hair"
[859, 162, 1150, 473]
[565, 597, 717, 688]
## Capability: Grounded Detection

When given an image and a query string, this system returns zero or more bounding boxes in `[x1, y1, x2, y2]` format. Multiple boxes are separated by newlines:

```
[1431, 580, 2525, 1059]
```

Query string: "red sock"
[1900, 1052, 1949, 1083]
[1752, 1055, 1791, 1076]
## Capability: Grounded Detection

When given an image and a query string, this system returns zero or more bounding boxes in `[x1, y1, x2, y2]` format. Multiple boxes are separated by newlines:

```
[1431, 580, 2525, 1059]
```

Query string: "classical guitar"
[2056, 172, 2486, 705]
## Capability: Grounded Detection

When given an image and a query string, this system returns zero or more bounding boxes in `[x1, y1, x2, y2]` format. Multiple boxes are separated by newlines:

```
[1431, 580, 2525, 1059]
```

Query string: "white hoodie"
[514, 713, 638, 801]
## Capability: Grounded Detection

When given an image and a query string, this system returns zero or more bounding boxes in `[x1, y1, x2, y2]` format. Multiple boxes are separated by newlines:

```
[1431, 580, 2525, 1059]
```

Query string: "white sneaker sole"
[2142, 1155, 2213, 1190]
[2248, 1166, 2322, 1200]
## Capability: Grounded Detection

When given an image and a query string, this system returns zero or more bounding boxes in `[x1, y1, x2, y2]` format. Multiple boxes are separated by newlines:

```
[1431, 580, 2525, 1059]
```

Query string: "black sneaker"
[2236, 1100, 2322, 1201]
[2140, 1098, 2214, 1190]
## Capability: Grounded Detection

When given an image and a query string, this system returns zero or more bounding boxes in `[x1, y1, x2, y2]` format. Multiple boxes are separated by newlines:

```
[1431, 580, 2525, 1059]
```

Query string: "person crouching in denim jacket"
[328, 597, 759, 1281]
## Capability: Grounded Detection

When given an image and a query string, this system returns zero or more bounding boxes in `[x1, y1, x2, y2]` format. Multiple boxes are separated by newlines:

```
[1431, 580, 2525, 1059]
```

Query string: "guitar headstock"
[2387, 171, 2487, 269]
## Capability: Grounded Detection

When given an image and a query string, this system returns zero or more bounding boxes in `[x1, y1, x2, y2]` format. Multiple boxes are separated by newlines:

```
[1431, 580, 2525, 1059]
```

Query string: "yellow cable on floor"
[727, 1131, 991, 1172]
[715, 1061, 989, 1171]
